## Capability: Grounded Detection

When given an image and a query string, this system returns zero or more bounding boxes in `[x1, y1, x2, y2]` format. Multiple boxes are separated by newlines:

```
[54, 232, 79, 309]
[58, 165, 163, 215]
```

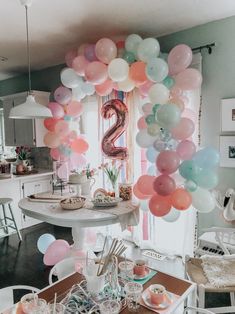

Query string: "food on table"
[93, 194, 116, 203]
[69, 173, 87, 184]
[60, 197, 86, 210]
[119, 183, 132, 201]
[93, 188, 109, 198]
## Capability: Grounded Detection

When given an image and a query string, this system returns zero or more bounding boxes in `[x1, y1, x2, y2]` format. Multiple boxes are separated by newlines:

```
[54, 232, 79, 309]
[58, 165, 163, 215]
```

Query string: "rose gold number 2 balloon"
[101, 99, 128, 160]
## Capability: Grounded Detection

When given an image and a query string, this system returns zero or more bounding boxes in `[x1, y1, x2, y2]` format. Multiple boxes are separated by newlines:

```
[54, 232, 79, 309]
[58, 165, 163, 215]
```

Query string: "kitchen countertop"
[0, 169, 54, 182]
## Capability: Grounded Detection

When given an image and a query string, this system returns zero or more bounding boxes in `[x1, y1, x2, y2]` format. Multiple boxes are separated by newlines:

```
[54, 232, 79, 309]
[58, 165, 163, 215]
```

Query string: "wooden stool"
[0, 198, 22, 241]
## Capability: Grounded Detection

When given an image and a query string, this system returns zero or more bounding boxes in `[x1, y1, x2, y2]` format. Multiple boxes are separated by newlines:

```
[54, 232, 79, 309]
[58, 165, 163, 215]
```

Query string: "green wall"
[159, 16, 235, 231]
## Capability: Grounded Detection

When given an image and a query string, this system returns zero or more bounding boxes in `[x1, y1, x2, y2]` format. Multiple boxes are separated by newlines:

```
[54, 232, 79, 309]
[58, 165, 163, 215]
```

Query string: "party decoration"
[101, 99, 128, 160]
[95, 38, 117, 64]
[129, 61, 147, 85]
[108, 58, 129, 82]
[175, 68, 202, 90]
[148, 83, 170, 104]
[37, 233, 55, 254]
[153, 175, 176, 196]
[85, 61, 108, 85]
[168, 44, 193, 75]
[48, 102, 65, 119]
[137, 38, 160, 62]
[72, 55, 89, 76]
[125, 34, 142, 58]
[43, 239, 70, 266]
[149, 194, 172, 217]
[156, 150, 180, 174]
[54, 86, 72, 105]
[171, 188, 192, 210]
[162, 207, 181, 223]
[146, 58, 168, 82]
[157, 104, 181, 129]
[137, 175, 155, 196]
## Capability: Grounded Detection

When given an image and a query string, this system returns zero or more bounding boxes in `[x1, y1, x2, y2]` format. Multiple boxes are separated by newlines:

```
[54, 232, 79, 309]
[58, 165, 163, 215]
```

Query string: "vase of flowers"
[80, 164, 97, 196]
[100, 161, 122, 197]
[15, 146, 31, 172]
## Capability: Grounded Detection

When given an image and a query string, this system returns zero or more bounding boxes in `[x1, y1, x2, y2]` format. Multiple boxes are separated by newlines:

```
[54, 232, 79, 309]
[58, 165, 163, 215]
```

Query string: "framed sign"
[220, 136, 235, 167]
[221, 98, 235, 132]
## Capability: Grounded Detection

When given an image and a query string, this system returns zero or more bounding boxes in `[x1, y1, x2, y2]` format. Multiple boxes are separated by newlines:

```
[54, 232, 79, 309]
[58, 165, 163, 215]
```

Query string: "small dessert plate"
[132, 266, 151, 280]
[142, 288, 173, 309]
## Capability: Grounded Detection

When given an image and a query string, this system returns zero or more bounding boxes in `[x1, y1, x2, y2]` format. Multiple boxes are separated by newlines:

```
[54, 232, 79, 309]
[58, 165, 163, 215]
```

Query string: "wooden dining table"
[8, 266, 196, 314]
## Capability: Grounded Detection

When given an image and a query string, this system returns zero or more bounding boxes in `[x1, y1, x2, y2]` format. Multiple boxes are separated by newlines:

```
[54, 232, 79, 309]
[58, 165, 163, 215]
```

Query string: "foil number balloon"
[101, 99, 129, 159]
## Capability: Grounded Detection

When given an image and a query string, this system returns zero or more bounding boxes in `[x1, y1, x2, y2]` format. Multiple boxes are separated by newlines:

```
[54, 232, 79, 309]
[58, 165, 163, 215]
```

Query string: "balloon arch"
[43, 34, 219, 218]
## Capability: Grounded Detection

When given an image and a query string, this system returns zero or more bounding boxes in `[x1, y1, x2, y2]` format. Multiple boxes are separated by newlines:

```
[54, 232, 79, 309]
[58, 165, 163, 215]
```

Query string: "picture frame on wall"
[221, 98, 235, 132]
[219, 136, 235, 167]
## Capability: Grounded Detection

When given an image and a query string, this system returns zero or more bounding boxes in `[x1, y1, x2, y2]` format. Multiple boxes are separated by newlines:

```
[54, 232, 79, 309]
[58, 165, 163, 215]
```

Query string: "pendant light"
[9, 0, 52, 119]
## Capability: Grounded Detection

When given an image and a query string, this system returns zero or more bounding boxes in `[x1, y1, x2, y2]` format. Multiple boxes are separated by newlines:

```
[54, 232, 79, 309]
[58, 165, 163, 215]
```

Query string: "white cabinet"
[0, 91, 50, 147]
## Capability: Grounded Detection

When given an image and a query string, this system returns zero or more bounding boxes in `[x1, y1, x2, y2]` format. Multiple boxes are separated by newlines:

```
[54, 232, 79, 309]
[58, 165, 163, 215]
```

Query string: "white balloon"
[61, 68, 82, 88]
[191, 187, 216, 213]
[146, 58, 169, 82]
[162, 208, 180, 223]
[148, 83, 170, 104]
[136, 129, 156, 148]
[125, 34, 142, 57]
[72, 86, 85, 100]
[118, 77, 135, 92]
[137, 38, 160, 62]
[108, 58, 129, 82]
[81, 82, 95, 95]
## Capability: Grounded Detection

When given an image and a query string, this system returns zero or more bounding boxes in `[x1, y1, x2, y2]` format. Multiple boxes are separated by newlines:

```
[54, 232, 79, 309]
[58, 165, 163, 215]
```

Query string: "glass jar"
[119, 183, 132, 201]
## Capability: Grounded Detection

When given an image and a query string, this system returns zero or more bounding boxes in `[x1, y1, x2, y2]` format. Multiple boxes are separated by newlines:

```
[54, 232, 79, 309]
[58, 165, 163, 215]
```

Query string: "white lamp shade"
[9, 95, 52, 119]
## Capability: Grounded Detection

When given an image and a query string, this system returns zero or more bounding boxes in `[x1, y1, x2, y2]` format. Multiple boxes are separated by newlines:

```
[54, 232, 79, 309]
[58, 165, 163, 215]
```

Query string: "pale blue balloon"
[160, 128, 172, 142]
[147, 165, 157, 176]
[194, 169, 219, 190]
[159, 52, 168, 62]
[146, 146, 159, 163]
[185, 180, 198, 192]
[193, 147, 220, 169]
[37, 233, 55, 254]
[146, 58, 169, 83]
[162, 208, 180, 223]
[125, 34, 142, 57]
[153, 139, 167, 152]
[179, 160, 200, 181]
[167, 139, 178, 150]
[140, 200, 149, 212]
[157, 104, 181, 129]
[64, 115, 73, 121]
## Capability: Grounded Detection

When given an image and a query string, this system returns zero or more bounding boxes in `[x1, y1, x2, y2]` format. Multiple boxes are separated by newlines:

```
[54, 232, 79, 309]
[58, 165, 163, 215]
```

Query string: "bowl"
[60, 197, 86, 210]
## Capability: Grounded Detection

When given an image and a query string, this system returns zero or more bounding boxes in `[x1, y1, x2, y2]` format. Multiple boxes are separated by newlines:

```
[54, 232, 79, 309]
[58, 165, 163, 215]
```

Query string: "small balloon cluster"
[133, 44, 220, 218]
[37, 233, 70, 266]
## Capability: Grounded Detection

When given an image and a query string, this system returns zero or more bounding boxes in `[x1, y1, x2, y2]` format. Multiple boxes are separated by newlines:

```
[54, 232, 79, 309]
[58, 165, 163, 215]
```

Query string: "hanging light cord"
[25, 4, 31, 94]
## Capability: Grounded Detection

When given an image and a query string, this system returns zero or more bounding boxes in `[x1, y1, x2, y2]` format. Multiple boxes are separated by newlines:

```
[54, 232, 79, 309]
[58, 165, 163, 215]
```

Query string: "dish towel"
[201, 254, 235, 287]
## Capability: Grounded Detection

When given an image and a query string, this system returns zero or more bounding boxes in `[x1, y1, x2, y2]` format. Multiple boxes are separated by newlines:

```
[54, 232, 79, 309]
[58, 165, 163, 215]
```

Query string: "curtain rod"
[192, 42, 216, 54]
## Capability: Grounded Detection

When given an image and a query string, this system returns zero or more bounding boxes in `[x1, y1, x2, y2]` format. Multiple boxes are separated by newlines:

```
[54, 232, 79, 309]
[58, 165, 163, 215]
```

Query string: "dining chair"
[183, 306, 214, 313]
[0, 285, 39, 311]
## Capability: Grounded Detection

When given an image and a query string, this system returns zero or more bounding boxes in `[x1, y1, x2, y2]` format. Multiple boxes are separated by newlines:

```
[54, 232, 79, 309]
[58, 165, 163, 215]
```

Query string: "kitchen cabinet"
[0, 91, 50, 147]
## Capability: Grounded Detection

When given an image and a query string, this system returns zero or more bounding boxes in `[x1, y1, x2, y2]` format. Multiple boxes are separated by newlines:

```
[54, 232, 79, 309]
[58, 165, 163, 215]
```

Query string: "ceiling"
[1, 0, 235, 80]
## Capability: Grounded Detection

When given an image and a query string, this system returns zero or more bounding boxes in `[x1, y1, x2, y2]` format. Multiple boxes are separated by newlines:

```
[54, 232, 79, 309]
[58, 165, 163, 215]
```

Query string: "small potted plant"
[15, 146, 31, 173]
[99, 160, 122, 197]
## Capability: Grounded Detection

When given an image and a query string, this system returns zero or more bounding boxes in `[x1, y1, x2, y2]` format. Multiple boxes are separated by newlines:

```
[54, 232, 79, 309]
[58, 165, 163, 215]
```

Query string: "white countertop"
[0, 169, 54, 183]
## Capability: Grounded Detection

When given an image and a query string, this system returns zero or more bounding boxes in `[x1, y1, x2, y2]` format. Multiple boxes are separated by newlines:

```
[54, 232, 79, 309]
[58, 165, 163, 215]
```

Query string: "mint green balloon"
[152, 104, 161, 114]
[179, 160, 200, 181]
[157, 104, 181, 129]
[185, 180, 198, 192]
[145, 114, 156, 125]
[163, 76, 175, 89]
[122, 51, 136, 64]
[194, 170, 218, 190]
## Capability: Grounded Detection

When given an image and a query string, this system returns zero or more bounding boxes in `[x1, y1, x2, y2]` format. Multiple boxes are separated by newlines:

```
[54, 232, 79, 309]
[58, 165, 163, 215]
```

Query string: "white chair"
[0, 285, 39, 311]
[186, 227, 235, 313]
[183, 306, 214, 313]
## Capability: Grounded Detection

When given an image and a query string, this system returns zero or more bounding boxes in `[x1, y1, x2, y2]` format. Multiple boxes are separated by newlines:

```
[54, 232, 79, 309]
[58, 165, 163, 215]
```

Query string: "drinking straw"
[53, 292, 57, 314]
[97, 236, 107, 276]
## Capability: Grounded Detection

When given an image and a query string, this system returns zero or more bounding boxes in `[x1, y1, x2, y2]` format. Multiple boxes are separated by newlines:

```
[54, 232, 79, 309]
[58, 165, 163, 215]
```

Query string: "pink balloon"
[182, 108, 197, 123]
[149, 194, 172, 217]
[142, 103, 153, 115]
[153, 175, 176, 196]
[67, 101, 83, 117]
[71, 138, 89, 154]
[169, 97, 185, 112]
[170, 86, 183, 98]
[138, 80, 154, 97]
[171, 188, 192, 210]
[44, 118, 60, 132]
[43, 240, 70, 266]
[136, 175, 155, 196]
[78, 43, 88, 56]
[95, 38, 117, 64]
[72, 56, 89, 76]
[85, 61, 108, 85]
[175, 68, 202, 90]
[133, 184, 150, 200]
[50, 148, 68, 161]
[137, 117, 147, 130]
[156, 150, 180, 174]
[54, 86, 72, 105]
[171, 118, 195, 140]
[95, 79, 113, 96]
[65, 49, 77, 67]
[176, 140, 196, 160]
[168, 44, 193, 75]
[84, 44, 98, 62]
[48, 102, 64, 119]
[54, 120, 70, 137]
[69, 152, 87, 169]
[44, 132, 61, 148]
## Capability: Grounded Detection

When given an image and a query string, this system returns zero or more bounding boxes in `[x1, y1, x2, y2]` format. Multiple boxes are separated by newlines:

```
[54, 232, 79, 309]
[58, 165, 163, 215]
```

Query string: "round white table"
[19, 198, 139, 250]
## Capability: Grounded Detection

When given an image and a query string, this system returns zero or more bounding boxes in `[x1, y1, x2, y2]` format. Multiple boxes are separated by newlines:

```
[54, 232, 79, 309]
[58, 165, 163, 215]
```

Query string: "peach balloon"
[95, 79, 113, 96]
[176, 140, 196, 160]
[54, 120, 70, 137]
[175, 68, 202, 90]
[133, 184, 150, 200]
[129, 61, 147, 85]
[95, 38, 117, 64]
[138, 80, 154, 97]
[171, 188, 192, 210]
[65, 49, 77, 67]
[137, 116, 147, 130]
[169, 86, 183, 98]
[149, 194, 172, 217]
[67, 101, 83, 117]
[136, 175, 155, 196]
[171, 118, 195, 140]
[71, 138, 89, 154]
[44, 118, 60, 132]
[78, 43, 88, 56]
[156, 150, 180, 174]
[72, 55, 89, 76]
[85, 61, 108, 85]
[44, 132, 61, 149]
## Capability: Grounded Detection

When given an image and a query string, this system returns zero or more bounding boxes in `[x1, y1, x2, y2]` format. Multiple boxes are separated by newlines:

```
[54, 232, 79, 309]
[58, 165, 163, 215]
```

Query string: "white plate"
[142, 289, 173, 310]
[92, 198, 122, 208]
[132, 266, 151, 280]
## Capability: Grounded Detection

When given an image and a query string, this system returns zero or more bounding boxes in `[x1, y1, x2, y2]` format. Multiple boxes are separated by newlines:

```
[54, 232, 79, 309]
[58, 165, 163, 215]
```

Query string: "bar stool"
[0, 198, 22, 241]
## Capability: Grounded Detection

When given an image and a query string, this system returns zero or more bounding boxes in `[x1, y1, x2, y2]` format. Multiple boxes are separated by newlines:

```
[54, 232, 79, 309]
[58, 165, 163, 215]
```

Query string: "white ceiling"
[1, 0, 235, 80]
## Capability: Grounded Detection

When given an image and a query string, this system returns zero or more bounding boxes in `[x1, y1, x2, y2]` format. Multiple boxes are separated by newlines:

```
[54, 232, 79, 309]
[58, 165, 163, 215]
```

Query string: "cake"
[69, 173, 87, 184]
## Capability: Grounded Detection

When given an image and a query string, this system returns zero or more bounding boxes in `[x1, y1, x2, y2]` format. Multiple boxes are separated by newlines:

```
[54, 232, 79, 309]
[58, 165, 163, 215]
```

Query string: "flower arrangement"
[99, 160, 122, 190]
[15, 146, 31, 161]
[82, 164, 97, 179]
